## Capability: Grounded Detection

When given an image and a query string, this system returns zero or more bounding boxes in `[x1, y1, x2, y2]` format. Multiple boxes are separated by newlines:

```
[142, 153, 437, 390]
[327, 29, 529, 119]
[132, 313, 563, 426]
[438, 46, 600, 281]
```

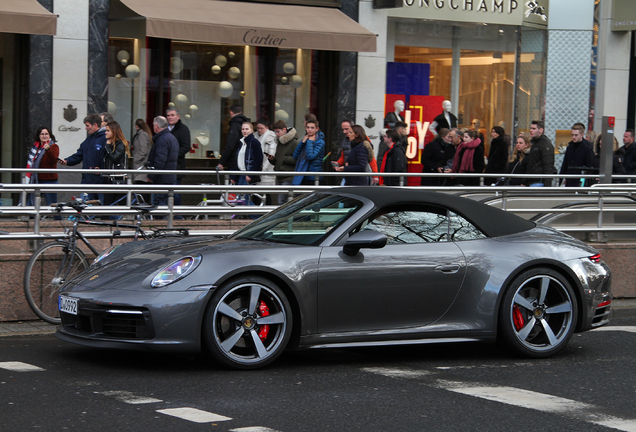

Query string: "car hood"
[62, 236, 289, 293]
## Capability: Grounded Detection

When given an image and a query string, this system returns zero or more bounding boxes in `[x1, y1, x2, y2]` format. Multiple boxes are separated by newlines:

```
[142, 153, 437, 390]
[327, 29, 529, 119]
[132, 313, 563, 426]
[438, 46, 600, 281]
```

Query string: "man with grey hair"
[147, 116, 179, 207]
[166, 108, 191, 216]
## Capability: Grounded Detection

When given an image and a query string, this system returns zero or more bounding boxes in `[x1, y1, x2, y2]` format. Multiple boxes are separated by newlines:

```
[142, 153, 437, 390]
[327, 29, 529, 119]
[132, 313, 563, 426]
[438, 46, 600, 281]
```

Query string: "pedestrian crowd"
[23, 108, 636, 211]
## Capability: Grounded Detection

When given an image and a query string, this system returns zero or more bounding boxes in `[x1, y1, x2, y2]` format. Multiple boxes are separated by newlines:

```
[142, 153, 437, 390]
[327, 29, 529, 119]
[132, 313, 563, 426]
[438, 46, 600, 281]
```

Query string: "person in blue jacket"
[60, 113, 107, 201]
[292, 119, 325, 185]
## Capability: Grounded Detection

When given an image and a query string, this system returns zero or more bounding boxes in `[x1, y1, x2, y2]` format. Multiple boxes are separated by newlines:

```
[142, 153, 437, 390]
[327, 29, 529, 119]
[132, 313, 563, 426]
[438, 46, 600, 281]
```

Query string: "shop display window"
[107, 37, 314, 161]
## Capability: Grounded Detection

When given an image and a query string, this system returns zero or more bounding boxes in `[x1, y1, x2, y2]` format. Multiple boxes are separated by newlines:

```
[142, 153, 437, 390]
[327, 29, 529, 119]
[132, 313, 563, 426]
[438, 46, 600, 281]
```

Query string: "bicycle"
[23, 196, 188, 324]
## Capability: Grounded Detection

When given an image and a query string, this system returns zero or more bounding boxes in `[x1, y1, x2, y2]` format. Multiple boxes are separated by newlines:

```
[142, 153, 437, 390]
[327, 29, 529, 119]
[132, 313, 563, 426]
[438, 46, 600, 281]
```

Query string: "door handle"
[435, 264, 460, 274]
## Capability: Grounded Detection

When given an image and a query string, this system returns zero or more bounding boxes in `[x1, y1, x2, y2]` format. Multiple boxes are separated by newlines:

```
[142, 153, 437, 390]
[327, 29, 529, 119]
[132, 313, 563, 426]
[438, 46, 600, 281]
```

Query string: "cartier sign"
[243, 30, 287, 46]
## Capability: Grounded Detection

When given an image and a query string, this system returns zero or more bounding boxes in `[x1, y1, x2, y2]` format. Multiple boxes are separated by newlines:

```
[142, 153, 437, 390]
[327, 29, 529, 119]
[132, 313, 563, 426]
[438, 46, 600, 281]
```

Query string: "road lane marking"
[436, 381, 636, 432]
[363, 368, 636, 432]
[156, 407, 232, 423]
[593, 326, 636, 334]
[97, 390, 162, 404]
[229, 428, 281, 432]
[0, 362, 45, 372]
[361, 367, 433, 379]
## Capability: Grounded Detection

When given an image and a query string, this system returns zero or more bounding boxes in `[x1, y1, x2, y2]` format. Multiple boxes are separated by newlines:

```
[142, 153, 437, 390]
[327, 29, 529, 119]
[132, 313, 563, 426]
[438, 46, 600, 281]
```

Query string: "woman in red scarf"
[25, 127, 60, 211]
[451, 129, 484, 186]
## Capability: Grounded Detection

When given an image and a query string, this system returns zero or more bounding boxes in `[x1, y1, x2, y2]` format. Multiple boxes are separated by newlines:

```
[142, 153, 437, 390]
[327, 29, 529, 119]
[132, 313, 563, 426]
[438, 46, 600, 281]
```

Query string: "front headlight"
[93, 244, 121, 265]
[151, 255, 202, 288]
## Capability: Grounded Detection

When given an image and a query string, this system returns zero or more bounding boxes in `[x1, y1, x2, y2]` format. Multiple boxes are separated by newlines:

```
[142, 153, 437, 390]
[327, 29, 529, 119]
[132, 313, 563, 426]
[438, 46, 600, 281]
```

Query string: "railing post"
[34, 189, 41, 235]
[596, 191, 604, 242]
[167, 188, 174, 228]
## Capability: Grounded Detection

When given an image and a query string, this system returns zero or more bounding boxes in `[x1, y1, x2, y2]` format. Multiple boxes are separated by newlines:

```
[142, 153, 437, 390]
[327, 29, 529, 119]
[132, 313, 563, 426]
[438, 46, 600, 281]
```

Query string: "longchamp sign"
[611, 0, 636, 31]
[388, 0, 549, 27]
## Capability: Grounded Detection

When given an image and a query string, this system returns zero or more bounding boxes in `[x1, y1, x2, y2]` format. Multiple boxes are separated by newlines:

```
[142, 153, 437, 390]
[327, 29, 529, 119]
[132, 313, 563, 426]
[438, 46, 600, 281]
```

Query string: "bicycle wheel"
[24, 241, 90, 324]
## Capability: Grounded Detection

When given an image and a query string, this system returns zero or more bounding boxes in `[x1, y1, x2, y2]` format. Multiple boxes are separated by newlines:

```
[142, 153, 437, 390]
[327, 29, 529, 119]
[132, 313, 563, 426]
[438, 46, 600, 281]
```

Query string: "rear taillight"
[597, 300, 611, 308]
[589, 254, 601, 263]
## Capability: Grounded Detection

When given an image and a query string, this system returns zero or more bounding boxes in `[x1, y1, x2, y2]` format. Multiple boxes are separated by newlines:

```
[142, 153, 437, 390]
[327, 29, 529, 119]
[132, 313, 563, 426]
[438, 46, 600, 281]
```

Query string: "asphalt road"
[1, 309, 635, 432]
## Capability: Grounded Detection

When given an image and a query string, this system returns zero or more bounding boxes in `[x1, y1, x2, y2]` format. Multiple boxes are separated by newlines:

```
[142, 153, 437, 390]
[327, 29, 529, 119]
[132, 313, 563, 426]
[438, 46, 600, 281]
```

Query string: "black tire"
[203, 276, 292, 370]
[499, 267, 578, 358]
[24, 241, 89, 324]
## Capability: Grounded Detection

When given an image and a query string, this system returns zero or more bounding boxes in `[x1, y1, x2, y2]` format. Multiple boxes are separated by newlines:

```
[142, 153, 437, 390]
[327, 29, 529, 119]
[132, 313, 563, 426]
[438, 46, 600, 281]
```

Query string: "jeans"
[26, 180, 62, 220]
[277, 178, 293, 204]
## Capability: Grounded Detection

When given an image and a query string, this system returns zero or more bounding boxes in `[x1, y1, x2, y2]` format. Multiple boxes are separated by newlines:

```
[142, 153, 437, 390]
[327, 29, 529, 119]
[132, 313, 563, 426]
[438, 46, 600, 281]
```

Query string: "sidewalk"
[2, 299, 635, 338]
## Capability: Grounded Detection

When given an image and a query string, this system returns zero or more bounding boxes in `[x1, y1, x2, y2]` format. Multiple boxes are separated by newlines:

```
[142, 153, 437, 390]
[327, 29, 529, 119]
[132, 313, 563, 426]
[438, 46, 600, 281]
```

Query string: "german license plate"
[59, 296, 78, 315]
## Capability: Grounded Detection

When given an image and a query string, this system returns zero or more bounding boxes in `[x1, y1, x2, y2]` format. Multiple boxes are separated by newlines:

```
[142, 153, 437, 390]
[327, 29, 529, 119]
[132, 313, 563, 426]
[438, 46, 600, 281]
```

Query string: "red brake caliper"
[258, 300, 270, 341]
[513, 305, 525, 331]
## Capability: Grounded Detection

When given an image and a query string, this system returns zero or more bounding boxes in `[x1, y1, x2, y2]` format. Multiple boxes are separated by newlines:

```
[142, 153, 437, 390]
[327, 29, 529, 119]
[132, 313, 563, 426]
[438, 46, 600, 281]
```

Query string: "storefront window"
[389, 20, 544, 150]
[107, 36, 315, 162]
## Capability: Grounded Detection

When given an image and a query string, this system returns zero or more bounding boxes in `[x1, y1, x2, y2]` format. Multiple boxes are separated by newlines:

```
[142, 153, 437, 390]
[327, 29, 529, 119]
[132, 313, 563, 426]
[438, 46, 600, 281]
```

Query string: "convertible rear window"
[232, 194, 363, 245]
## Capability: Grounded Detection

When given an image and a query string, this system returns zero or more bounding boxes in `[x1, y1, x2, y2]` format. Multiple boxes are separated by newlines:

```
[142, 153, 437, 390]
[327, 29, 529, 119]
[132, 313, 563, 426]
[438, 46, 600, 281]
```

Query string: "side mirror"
[343, 230, 387, 256]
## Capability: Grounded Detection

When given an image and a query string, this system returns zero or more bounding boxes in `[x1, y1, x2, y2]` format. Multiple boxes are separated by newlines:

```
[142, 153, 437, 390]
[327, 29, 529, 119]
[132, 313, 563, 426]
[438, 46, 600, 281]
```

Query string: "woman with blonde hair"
[504, 132, 531, 186]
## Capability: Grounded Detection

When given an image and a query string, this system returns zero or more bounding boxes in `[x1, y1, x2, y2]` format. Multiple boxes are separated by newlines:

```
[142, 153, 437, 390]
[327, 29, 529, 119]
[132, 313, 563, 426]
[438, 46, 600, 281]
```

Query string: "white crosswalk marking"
[363, 367, 636, 432]
[229, 428, 281, 432]
[97, 390, 162, 404]
[593, 326, 636, 333]
[157, 407, 232, 423]
[0, 361, 45, 372]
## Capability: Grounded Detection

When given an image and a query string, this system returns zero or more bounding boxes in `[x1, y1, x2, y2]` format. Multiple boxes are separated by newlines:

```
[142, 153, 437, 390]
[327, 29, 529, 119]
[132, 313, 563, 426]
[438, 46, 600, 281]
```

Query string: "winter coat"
[593, 146, 627, 183]
[292, 133, 325, 182]
[485, 135, 509, 174]
[256, 129, 277, 185]
[559, 139, 595, 187]
[526, 134, 556, 186]
[65, 128, 107, 184]
[432, 112, 458, 132]
[271, 128, 299, 182]
[219, 113, 250, 170]
[147, 128, 179, 184]
[102, 139, 127, 184]
[237, 133, 263, 184]
[170, 120, 191, 178]
[453, 142, 485, 186]
[623, 144, 636, 175]
[343, 141, 371, 186]
[506, 149, 530, 186]
[421, 136, 448, 186]
[381, 144, 407, 186]
[132, 129, 152, 182]
[29, 141, 59, 181]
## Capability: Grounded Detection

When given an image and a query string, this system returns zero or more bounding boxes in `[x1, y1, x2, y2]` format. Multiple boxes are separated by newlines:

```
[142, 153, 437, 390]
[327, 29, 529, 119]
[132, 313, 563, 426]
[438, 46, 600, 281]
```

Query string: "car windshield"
[232, 193, 363, 245]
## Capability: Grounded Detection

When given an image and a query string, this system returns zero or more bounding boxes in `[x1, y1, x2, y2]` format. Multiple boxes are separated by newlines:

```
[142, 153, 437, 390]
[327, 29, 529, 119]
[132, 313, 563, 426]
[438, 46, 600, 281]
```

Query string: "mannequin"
[429, 100, 458, 135]
[384, 100, 405, 128]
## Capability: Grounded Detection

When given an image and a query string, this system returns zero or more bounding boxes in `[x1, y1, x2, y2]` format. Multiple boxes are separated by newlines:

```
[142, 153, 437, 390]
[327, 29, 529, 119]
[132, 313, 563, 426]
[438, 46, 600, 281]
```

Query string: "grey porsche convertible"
[56, 187, 612, 369]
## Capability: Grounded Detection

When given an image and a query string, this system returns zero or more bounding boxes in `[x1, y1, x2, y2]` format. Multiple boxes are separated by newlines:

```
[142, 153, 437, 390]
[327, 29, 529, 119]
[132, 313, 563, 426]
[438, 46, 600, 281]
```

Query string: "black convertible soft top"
[329, 187, 536, 238]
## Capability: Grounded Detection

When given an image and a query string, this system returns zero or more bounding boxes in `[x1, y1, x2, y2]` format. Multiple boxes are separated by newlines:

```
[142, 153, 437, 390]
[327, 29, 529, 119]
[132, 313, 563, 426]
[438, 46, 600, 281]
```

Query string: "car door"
[317, 206, 467, 334]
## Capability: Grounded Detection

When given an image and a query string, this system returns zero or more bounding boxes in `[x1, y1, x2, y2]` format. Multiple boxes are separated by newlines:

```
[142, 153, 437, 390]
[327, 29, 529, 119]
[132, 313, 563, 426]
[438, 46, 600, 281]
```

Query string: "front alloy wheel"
[499, 268, 577, 358]
[204, 277, 292, 369]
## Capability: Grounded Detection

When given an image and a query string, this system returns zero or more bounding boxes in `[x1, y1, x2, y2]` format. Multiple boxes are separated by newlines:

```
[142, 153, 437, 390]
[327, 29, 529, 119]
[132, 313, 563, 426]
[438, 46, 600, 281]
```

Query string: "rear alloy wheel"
[203, 277, 292, 369]
[499, 268, 577, 358]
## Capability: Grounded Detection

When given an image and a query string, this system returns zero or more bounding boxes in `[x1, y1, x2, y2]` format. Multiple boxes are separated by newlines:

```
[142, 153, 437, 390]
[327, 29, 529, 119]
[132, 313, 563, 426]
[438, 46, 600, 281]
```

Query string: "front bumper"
[55, 288, 212, 353]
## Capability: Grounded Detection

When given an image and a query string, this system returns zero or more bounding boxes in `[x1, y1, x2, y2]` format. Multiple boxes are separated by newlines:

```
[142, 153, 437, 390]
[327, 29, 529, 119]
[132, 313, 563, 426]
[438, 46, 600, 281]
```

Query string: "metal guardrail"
[1, 167, 636, 241]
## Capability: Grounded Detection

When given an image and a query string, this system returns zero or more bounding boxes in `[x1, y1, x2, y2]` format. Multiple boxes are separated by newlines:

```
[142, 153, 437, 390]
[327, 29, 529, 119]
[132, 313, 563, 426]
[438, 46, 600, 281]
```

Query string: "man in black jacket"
[559, 124, 595, 187]
[421, 128, 451, 186]
[380, 129, 407, 186]
[148, 116, 179, 207]
[166, 108, 191, 214]
[526, 120, 556, 186]
[218, 105, 250, 177]
[623, 129, 636, 175]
